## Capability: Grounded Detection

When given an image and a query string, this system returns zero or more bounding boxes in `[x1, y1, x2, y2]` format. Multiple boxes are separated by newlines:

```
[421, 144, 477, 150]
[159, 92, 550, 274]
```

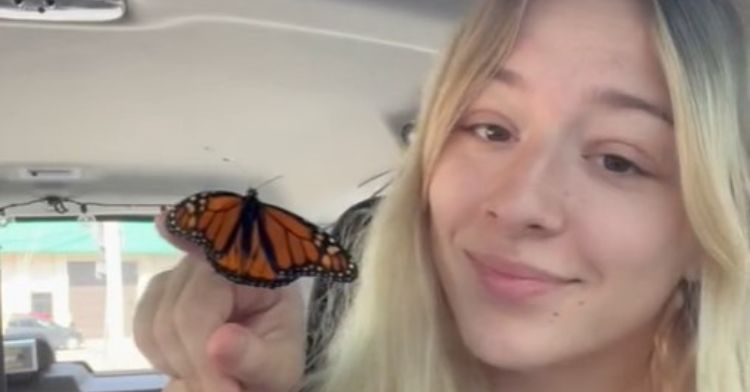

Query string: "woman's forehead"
[517, 0, 655, 62]
[522, 0, 652, 30]
[495, 0, 669, 109]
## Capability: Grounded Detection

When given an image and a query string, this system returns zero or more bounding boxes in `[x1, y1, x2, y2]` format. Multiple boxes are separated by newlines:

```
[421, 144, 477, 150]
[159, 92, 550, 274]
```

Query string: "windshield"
[0, 219, 179, 372]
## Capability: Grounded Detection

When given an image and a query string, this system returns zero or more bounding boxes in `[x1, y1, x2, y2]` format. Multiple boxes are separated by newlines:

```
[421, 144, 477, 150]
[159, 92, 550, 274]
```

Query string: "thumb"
[206, 323, 255, 376]
[207, 323, 303, 392]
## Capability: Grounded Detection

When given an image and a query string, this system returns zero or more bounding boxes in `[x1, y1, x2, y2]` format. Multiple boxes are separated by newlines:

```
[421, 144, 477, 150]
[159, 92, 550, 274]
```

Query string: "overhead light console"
[0, 0, 125, 23]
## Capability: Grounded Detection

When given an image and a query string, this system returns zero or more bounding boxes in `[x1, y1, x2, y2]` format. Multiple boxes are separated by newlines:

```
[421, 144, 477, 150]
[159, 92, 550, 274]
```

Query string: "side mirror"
[4, 337, 55, 384]
[5, 339, 38, 375]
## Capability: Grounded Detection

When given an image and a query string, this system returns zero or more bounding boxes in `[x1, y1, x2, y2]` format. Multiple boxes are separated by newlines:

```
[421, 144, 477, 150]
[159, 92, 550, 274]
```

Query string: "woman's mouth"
[465, 250, 578, 303]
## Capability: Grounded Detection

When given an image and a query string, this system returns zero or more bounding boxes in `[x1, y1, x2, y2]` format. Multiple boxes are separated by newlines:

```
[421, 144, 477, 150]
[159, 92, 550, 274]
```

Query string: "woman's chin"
[470, 345, 561, 372]
[457, 322, 575, 372]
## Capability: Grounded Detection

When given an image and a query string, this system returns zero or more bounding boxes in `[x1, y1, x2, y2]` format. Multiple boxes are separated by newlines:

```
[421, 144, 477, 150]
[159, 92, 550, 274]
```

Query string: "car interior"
[0, 0, 474, 390]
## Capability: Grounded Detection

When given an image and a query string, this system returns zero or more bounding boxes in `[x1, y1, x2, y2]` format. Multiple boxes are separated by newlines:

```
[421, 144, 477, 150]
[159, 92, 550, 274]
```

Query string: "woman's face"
[428, 0, 700, 372]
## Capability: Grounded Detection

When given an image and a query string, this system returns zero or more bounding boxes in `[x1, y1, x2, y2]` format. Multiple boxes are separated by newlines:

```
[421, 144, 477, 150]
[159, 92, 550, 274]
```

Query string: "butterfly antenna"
[371, 179, 392, 198]
[357, 169, 392, 188]
[256, 175, 284, 190]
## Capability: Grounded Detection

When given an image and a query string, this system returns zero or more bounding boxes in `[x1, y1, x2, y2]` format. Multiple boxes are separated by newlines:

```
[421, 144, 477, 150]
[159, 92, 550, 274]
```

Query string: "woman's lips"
[465, 250, 577, 302]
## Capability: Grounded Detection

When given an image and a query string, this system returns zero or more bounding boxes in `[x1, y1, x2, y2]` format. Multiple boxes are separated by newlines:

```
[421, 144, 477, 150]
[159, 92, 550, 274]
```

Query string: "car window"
[0, 219, 180, 372]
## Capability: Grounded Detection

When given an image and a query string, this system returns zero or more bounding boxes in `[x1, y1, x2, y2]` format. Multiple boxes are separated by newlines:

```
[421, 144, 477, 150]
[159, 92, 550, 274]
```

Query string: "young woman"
[134, 0, 750, 391]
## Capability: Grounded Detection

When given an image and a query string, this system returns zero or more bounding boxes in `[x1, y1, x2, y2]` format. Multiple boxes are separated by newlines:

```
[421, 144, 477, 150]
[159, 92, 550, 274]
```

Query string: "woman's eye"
[468, 124, 514, 142]
[600, 154, 645, 176]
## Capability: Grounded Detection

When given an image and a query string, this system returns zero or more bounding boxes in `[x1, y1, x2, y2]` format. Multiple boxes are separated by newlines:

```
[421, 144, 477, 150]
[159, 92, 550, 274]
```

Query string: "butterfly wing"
[211, 205, 297, 288]
[204, 200, 357, 288]
[165, 191, 245, 261]
[257, 204, 358, 284]
[166, 190, 357, 288]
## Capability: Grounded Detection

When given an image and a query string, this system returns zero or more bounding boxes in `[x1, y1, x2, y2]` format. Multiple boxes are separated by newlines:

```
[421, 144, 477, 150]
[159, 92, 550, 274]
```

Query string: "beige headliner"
[0, 0, 471, 222]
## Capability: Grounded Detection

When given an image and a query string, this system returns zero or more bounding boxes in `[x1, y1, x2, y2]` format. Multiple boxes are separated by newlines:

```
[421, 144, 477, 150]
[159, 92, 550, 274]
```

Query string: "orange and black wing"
[256, 204, 358, 283]
[210, 202, 357, 288]
[166, 190, 357, 288]
[165, 191, 245, 261]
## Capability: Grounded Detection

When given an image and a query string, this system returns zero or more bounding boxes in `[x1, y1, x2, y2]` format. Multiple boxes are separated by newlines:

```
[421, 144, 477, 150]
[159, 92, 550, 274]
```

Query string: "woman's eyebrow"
[492, 69, 673, 125]
[493, 68, 526, 88]
[592, 88, 673, 124]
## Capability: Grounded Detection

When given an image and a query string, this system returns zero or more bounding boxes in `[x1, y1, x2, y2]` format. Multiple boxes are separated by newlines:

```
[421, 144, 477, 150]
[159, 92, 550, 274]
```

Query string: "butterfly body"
[166, 189, 357, 288]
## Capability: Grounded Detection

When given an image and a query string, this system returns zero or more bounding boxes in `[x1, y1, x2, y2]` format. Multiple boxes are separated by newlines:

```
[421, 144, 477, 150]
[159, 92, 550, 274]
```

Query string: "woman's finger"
[154, 211, 203, 255]
[161, 379, 190, 392]
[152, 258, 201, 388]
[174, 259, 243, 392]
[133, 270, 176, 376]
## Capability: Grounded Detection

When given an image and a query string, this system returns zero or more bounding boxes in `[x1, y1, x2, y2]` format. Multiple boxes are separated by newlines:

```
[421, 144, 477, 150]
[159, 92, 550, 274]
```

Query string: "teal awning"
[0, 221, 178, 255]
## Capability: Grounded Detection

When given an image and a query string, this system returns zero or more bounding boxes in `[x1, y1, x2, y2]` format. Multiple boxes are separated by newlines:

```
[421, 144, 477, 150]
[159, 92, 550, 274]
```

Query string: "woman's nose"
[481, 146, 567, 240]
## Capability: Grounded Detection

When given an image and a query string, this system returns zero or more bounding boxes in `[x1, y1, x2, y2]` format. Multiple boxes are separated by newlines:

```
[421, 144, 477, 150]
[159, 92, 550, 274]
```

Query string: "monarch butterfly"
[165, 189, 358, 288]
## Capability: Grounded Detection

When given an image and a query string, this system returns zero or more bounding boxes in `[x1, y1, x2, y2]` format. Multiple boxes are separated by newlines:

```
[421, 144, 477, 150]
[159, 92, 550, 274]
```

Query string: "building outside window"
[0, 220, 180, 372]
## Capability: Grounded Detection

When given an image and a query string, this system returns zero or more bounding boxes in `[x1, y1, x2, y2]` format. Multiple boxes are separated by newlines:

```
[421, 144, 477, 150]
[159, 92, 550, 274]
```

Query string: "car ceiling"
[0, 0, 473, 223]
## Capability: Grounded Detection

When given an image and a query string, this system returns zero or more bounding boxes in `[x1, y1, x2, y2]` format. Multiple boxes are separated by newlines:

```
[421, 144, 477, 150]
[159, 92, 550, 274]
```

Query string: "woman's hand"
[133, 214, 306, 392]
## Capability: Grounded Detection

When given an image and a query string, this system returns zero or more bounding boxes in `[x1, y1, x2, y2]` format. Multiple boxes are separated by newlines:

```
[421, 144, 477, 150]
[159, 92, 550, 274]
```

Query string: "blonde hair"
[651, 1, 750, 391]
[310, 1, 750, 391]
